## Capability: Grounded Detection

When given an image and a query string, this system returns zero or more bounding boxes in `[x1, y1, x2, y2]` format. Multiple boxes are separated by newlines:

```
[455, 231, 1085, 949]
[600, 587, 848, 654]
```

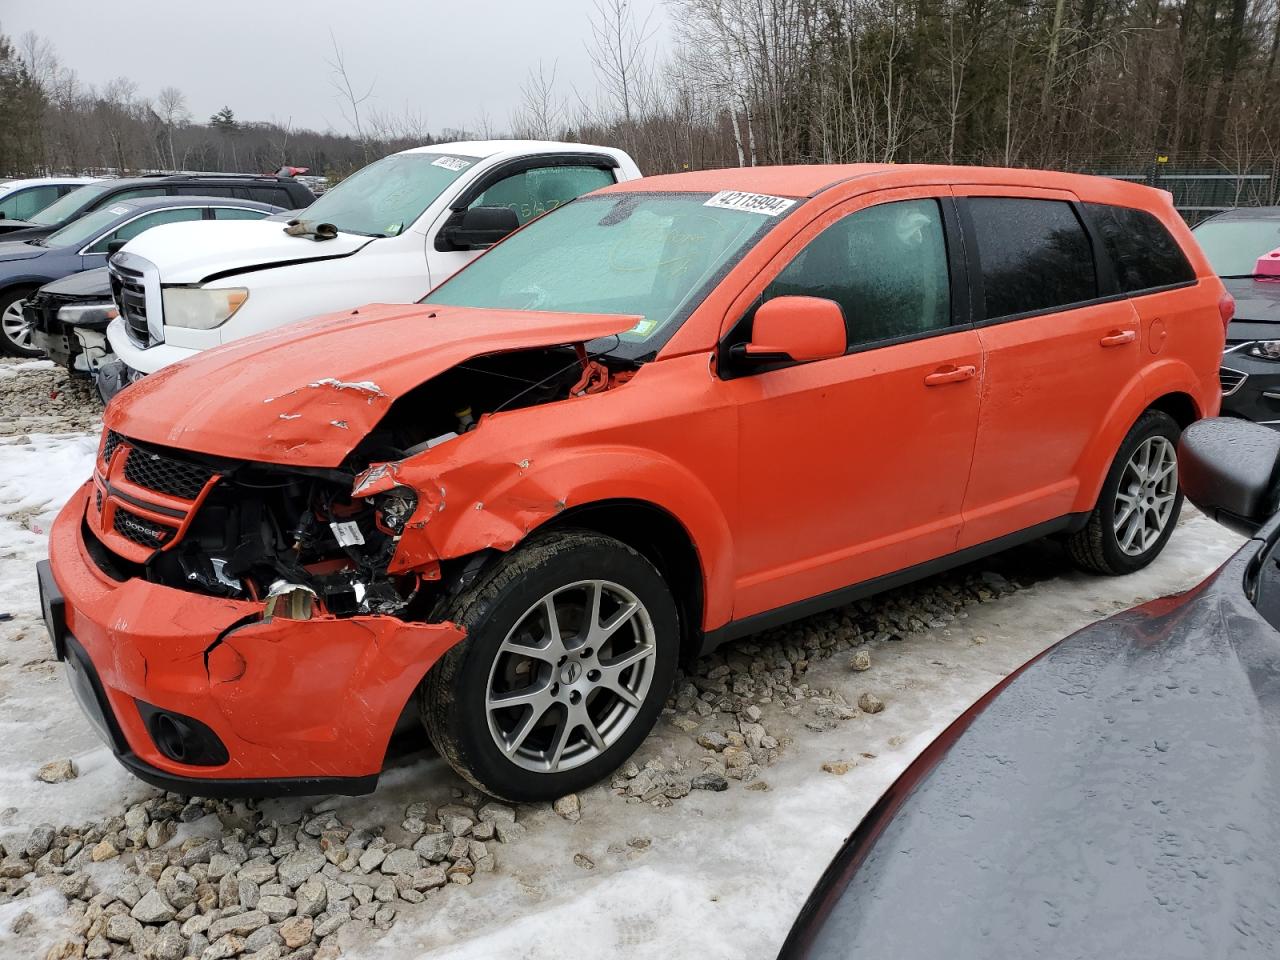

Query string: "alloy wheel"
[1113, 435, 1178, 556]
[1, 299, 32, 351]
[485, 579, 657, 774]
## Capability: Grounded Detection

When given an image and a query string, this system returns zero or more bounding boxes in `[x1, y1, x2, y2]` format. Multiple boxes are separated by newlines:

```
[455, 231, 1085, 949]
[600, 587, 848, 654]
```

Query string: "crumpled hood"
[0, 239, 47, 263]
[38, 266, 110, 299]
[119, 219, 375, 284]
[105, 304, 636, 467]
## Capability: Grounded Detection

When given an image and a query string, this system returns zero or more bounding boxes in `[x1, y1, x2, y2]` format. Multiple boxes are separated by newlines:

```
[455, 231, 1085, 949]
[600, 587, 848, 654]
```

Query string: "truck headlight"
[1249, 341, 1280, 360]
[162, 287, 249, 330]
[57, 303, 118, 326]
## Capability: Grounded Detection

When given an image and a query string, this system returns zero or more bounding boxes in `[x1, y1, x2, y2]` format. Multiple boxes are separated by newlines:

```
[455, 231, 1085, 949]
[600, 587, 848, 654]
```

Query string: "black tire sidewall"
[0, 286, 40, 357]
[1094, 411, 1183, 574]
[437, 534, 679, 801]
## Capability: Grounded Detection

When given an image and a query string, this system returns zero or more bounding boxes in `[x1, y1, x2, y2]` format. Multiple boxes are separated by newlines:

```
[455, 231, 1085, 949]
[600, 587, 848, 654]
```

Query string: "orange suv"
[38, 166, 1227, 801]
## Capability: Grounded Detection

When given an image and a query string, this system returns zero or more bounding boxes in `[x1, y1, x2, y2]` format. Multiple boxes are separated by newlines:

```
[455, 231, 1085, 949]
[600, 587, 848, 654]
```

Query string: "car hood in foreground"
[0, 217, 39, 234]
[781, 543, 1280, 959]
[118, 218, 375, 283]
[104, 305, 635, 467]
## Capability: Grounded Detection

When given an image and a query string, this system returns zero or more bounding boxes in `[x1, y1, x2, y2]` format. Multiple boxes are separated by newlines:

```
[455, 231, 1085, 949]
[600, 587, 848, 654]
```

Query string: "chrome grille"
[110, 263, 150, 348]
[112, 507, 172, 549]
[123, 448, 214, 500]
[1221, 366, 1248, 397]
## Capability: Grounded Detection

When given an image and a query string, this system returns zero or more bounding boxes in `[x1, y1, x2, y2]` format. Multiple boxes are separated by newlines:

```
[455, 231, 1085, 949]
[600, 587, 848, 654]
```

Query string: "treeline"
[3, 0, 1279, 184]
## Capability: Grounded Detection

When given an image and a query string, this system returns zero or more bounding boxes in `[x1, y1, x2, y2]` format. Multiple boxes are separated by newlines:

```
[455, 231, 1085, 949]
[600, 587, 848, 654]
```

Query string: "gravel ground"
[0, 358, 1247, 960]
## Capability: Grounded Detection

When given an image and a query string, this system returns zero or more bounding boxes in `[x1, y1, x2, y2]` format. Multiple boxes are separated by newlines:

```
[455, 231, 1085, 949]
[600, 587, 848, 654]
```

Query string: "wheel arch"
[537, 498, 707, 662]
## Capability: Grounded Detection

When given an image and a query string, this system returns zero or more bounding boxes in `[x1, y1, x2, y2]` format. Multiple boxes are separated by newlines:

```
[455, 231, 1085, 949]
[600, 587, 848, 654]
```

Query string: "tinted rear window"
[968, 197, 1097, 319]
[1086, 203, 1195, 292]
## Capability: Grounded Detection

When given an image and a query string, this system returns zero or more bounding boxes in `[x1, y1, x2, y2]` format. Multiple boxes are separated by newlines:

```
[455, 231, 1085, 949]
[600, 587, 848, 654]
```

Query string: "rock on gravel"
[821, 761, 853, 775]
[36, 759, 78, 783]
[850, 648, 872, 671]
[858, 692, 886, 714]
[691, 772, 729, 792]
[553, 794, 581, 822]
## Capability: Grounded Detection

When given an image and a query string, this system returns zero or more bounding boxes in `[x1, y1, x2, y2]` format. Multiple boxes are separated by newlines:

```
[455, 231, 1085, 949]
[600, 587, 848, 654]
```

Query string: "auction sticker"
[432, 156, 471, 172]
[108, 205, 131, 215]
[704, 190, 795, 216]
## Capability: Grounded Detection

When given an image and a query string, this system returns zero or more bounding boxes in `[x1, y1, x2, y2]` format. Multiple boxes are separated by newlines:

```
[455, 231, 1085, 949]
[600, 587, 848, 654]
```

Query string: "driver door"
[718, 191, 983, 620]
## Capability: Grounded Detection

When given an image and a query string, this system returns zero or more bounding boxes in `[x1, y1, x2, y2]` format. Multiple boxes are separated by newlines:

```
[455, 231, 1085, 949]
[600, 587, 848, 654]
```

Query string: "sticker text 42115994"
[703, 190, 796, 216]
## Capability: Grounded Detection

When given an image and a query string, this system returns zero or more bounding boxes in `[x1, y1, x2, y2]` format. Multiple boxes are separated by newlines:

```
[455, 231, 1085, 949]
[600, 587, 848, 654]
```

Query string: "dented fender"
[357, 439, 737, 631]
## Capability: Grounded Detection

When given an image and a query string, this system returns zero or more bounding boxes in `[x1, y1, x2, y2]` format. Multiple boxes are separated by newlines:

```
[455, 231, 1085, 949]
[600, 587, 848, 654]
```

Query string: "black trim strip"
[106, 483, 187, 519]
[449, 152, 622, 211]
[698, 513, 1088, 655]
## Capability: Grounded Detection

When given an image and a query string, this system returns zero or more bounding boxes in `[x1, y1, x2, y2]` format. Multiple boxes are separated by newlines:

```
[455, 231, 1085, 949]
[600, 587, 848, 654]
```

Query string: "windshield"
[43, 207, 128, 249]
[296, 151, 477, 238]
[424, 192, 789, 359]
[1193, 217, 1280, 276]
[29, 181, 117, 226]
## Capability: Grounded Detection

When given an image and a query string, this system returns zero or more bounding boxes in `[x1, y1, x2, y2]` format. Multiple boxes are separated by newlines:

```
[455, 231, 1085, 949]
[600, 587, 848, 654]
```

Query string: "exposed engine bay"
[89, 346, 635, 618]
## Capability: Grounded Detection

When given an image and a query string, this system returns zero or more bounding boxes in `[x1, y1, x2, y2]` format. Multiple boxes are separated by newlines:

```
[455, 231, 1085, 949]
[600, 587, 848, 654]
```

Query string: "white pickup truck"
[101, 140, 641, 396]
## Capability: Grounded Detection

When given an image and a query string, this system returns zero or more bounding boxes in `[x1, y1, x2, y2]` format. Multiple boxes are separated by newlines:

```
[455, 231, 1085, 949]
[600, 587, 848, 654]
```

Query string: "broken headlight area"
[90, 440, 427, 618]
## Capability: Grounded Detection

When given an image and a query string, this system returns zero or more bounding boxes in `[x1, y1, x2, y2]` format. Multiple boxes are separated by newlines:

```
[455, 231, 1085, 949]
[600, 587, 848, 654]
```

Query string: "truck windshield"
[29, 181, 116, 226]
[424, 192, 790, 359]
[1194, 217, 1280, 277]
[293, 151, 478, 238]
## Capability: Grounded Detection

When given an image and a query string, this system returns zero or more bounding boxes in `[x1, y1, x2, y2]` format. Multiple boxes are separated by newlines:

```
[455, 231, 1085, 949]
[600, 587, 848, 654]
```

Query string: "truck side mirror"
[437, 206, 520, 252]
[1179, 417, 1280, 536]
[107, 240, 127, 255]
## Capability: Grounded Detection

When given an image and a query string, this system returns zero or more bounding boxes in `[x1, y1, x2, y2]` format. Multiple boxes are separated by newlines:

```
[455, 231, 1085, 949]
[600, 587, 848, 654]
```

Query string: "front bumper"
[41, 484, 465, 796]
[105, 316, 199, 375]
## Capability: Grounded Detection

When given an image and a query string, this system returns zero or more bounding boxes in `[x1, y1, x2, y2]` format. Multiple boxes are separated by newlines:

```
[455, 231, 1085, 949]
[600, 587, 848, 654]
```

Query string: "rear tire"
[421, 529, 680, 802]
[1066, 409, 1183, 576]
[0, 286, 41, 357]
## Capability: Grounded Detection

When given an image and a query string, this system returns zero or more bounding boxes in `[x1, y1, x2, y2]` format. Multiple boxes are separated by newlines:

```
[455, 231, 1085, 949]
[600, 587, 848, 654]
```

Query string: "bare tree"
[325, 32, 375, 163]
[157, 86, 188, 170]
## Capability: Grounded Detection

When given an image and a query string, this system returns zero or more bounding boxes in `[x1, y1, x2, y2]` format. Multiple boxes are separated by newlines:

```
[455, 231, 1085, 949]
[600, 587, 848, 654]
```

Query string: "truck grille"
[1220, 366, 1247, 397]
[101, 429, 123, 465]
[110, 263, 151, 348]
[123, 448, 215, 500]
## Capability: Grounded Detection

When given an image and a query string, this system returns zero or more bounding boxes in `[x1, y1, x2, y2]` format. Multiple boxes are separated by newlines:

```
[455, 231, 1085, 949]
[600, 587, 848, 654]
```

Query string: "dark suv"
[0, 174, 315, 242]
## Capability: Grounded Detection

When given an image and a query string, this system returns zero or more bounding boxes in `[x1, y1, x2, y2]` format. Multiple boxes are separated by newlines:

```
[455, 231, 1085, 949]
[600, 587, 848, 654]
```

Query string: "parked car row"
[32, 151, 1230, 808]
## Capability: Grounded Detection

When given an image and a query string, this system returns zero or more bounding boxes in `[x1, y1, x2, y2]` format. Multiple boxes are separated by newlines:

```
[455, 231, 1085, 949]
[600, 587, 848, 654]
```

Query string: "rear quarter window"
[967, 197, 1097, 320]
[1085, 202, 1195, 293]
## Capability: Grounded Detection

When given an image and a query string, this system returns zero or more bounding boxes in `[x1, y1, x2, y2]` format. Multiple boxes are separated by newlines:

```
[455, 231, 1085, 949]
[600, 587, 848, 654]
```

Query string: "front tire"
[421, 529, 680, 801]
[0, 286, 41, 357]
[1067, 409, 1183, 575]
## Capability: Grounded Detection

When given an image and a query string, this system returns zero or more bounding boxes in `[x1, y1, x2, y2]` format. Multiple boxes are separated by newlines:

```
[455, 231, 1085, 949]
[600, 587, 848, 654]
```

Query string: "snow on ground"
[0, 358, 1247, 959]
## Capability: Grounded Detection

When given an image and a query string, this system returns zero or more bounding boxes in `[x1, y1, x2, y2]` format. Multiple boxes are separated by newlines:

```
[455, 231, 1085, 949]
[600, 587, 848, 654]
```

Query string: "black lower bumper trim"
[115, 751, 380, 799]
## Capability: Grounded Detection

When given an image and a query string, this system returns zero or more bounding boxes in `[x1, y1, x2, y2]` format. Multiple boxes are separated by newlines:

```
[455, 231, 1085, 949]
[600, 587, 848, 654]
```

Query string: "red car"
[38, 165, 1228, 800]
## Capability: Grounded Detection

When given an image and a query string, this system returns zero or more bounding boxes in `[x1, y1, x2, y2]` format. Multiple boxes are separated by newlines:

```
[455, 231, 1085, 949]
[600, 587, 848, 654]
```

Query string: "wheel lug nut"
[587, 669, 600, 682]
[582, 647, 593, 658]
[569, 690, 582, 705]
[551, 683, 560, 695]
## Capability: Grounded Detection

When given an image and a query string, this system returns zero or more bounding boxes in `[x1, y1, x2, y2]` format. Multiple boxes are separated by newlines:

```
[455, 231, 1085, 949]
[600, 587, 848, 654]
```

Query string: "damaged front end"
[89, 341, 635, 620]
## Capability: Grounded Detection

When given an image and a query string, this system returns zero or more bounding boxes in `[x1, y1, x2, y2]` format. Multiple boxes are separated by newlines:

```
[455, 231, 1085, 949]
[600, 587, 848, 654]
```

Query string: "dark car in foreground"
[781, 415, 1280, 959]
[1193, 207, 1280, 424]
[0, 196, 282, 356]
[0, 172, 314, 242]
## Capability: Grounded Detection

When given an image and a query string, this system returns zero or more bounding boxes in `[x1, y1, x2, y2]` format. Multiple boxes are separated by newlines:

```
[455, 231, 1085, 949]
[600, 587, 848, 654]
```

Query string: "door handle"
[924, 364, 977, 386]
[1100, 330, 1137, 347]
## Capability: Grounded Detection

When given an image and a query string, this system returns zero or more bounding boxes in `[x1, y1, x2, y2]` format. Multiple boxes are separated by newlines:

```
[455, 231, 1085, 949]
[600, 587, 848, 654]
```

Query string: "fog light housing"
[1249, 340, 1280, 360]
[134, 700, 229, 766]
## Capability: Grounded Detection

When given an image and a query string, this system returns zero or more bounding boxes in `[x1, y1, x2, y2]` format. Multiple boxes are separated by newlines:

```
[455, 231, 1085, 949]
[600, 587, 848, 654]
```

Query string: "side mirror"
[106, 240, 127, 255]
[1179, 417, 1280, 536]
[732, 296, 846, 368]
[0, 212, 6, 220]
[438, 205, 520, 251]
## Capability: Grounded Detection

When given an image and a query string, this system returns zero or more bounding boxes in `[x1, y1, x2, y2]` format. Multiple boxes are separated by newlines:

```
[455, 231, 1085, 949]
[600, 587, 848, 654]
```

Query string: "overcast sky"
[3, 0, 670, 135]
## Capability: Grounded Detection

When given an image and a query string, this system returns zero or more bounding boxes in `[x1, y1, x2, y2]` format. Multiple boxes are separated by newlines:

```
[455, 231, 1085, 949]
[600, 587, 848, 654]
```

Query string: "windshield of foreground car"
[42, 207, 127, 249]
[424, 192, 789, 359]
[293, 151, 477, 238]
[1193, 217, 1280, 276]
[28, 181, 118, 226]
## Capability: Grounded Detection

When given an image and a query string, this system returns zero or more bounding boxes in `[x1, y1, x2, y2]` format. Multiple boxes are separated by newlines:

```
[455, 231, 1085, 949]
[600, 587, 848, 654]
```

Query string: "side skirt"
[697, 513, 1089, 657]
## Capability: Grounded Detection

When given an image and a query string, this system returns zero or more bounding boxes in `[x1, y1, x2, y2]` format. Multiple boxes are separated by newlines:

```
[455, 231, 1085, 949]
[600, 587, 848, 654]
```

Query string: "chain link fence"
[1078, 158, 1280, 225]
